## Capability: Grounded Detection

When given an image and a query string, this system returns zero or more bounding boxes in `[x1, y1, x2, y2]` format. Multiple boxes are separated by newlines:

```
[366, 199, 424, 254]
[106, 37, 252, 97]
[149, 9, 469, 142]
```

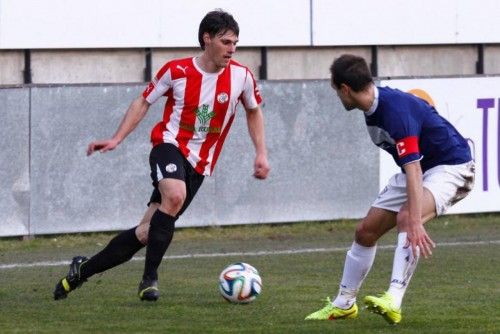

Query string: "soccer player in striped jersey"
[54, 9, 270, 302]
[305, 54, 475, 324]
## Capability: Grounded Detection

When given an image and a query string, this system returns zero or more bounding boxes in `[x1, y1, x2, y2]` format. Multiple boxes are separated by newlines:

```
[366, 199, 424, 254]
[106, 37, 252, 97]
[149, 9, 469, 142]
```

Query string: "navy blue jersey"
[365, 86, 471, 172]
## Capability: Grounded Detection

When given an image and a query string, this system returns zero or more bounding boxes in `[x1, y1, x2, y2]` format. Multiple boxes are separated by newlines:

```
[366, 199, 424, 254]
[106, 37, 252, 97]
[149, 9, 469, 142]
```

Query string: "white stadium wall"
[0, 0, 310, 49]
[312, 0, 500, 45]
[1, 0, 500, 49]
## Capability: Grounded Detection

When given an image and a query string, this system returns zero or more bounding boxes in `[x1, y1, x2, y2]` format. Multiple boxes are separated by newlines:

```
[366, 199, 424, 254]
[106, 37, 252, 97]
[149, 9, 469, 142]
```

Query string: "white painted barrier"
[1, 0, 500, 49]
[1, 76, 498, 237]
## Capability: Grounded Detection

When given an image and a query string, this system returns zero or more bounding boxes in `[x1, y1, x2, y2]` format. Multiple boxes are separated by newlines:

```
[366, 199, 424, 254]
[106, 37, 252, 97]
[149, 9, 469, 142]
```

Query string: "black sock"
[80, 227, 144, 279]
[142, 210, 177, 281]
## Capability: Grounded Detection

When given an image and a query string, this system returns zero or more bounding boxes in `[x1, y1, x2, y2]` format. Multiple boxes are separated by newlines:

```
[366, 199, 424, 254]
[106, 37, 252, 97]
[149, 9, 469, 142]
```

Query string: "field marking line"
[1, 239, 499, 270]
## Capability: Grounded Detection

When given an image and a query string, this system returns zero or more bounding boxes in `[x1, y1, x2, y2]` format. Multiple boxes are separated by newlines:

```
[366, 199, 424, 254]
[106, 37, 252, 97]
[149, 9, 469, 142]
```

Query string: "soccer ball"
[218, 262, 262, 304]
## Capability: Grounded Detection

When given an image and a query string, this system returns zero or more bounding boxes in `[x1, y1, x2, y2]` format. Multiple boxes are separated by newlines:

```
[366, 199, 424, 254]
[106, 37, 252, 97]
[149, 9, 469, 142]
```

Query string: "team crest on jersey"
[217, 92, 229, 104]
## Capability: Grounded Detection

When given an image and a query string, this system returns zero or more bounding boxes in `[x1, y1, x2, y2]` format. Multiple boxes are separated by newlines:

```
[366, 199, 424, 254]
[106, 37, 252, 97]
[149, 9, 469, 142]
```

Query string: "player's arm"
[402, 161, 434, 258]
[245, 105, 270, 179]
[87, 96, 151, 156]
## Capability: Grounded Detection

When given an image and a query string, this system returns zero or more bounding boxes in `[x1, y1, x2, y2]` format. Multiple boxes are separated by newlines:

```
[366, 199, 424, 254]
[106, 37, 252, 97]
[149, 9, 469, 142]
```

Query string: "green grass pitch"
[0, 214, 499, 333]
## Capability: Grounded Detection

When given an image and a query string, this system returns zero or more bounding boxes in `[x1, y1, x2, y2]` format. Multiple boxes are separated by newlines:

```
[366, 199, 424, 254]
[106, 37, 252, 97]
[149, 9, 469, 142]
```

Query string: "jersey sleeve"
[240, 69, 262, 109]
[388, 110, 423, 166]
[142, 62, 172, 104]
[395, 136, 421, 165]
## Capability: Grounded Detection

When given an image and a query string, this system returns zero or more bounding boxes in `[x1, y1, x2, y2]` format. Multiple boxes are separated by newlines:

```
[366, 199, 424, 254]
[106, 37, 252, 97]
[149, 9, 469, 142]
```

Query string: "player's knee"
[162, 191, 186, 212]
[354, 222, 377, 246]
[396, 209, 410, 229]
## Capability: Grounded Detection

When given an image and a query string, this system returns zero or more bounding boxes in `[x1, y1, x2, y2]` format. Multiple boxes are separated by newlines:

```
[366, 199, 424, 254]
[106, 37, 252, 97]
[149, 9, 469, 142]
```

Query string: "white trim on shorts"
[372, 161, 475, 215]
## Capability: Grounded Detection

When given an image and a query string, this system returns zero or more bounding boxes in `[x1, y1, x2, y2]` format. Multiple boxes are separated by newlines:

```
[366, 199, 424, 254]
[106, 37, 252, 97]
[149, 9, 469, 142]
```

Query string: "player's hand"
[87, 138, 120, 156]
[253, 153, 270, 180]
[406, 223, 435, 258]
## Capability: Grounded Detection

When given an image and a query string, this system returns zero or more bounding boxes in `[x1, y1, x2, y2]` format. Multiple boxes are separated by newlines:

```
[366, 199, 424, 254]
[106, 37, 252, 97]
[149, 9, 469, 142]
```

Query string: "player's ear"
[340, 83, 350, 96]
[203, 33, 211, 47]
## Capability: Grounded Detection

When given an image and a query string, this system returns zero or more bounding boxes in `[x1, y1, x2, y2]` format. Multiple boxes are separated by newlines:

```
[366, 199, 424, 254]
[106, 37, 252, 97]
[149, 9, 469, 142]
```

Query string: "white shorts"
[372, 161, 475, 216]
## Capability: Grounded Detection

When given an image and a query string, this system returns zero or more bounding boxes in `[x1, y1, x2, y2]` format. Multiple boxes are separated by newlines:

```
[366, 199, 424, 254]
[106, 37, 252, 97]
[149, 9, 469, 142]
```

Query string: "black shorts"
[148, 143, 204, 217]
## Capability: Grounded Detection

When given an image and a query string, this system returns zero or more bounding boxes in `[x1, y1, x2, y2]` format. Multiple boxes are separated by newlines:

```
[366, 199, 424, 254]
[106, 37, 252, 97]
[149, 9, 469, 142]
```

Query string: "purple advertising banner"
[380, 77, 500, 214]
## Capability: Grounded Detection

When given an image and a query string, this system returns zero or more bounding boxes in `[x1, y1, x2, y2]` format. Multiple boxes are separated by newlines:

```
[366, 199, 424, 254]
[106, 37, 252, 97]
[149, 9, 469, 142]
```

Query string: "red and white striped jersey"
[143, 57, 262, 176]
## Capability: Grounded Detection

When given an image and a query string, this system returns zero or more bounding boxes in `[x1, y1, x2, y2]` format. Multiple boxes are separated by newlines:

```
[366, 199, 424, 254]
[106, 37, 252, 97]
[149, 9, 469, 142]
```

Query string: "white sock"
[387, 232, 420, 309]
[332, 241, 377, 309]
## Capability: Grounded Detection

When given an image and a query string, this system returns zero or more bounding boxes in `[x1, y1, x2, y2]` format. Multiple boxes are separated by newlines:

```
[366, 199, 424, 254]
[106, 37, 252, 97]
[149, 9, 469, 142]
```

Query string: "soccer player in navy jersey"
[53, 9, 269, 302]
[306, 54, 475, 324]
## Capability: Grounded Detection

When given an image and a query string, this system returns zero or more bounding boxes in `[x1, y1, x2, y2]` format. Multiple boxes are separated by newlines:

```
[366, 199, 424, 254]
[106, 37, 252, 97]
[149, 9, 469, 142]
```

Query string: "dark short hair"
[198, 9, 239, 50]
[330, 54, 373, 92]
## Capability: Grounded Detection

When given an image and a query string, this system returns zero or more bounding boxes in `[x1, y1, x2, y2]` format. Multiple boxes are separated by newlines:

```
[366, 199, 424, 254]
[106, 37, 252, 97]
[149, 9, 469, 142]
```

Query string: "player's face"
[204, 30, 238, 69]
[332, 84, 356, 111]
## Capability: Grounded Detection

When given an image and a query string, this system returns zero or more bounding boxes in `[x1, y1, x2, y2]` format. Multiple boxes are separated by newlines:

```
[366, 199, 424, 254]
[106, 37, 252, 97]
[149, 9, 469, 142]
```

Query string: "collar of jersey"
[365, 86, 379, 116]
[192, 57, 226, 76]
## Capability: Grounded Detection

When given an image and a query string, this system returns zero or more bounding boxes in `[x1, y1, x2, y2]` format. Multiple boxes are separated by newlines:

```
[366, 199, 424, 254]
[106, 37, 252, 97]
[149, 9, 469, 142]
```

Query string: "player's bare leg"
[53, 206, 156, 300]
[139, 178, 185, 301]
[306, 208, 396, 320]
[365, 188, 436, 324]
[136, 202, 160, 244]
[332, 208, 396, 306]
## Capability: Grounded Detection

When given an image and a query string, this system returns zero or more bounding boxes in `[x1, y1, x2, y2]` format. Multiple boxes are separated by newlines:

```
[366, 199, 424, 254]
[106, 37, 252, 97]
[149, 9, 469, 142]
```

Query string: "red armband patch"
[396, 136, 419, 158]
